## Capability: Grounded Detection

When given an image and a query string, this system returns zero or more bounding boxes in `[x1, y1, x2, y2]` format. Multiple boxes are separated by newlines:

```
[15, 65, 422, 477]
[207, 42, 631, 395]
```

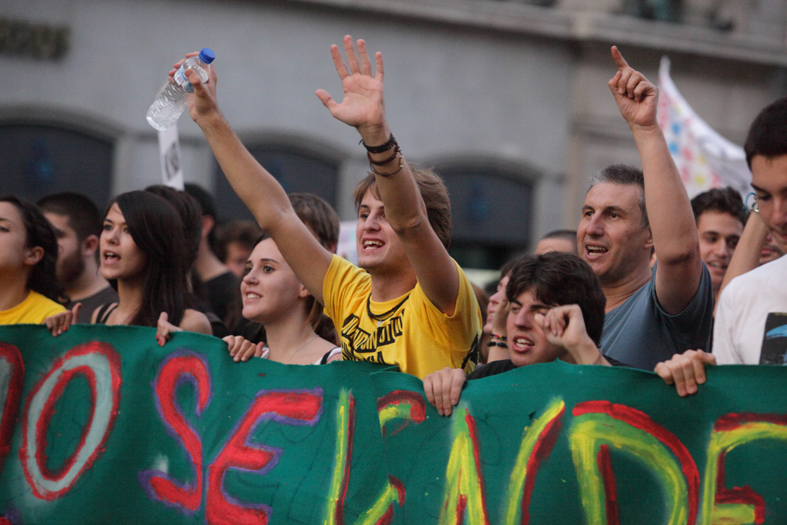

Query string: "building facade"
[2, 0, 785, 269]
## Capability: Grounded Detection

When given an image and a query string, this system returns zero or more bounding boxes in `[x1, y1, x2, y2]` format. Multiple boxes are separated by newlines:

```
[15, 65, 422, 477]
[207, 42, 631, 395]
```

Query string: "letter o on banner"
[20, 342, 122, 500]
[0, 343, 24, 471]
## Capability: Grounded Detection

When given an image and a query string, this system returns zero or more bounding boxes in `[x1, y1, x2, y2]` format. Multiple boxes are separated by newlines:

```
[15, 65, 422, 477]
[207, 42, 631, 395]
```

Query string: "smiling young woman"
[224, 234, 341, 365]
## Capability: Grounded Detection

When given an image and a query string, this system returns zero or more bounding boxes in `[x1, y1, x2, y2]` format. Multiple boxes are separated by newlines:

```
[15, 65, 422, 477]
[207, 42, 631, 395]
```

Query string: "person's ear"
[82, 234, 99, 257]
[201, 215, 215, 239]
[298, 283, 311, 299]
[24, 246, 44, 267]
[644, 226, 654, 250]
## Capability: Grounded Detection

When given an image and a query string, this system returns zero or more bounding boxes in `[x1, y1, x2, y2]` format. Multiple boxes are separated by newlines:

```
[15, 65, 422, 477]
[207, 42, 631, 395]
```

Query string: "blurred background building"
[2, 0, 786, 269]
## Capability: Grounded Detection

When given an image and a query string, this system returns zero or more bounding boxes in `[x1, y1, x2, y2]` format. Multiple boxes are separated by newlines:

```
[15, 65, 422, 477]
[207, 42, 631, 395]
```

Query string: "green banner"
[1, 325, 787, 524]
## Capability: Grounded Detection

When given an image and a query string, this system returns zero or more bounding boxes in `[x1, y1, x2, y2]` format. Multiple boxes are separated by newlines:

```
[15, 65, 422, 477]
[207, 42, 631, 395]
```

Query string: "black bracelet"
[367, 145, 401, 166]
[369, 156, 404, 178]
[360, 134, 397, 154]
[486, 341, 508, 348]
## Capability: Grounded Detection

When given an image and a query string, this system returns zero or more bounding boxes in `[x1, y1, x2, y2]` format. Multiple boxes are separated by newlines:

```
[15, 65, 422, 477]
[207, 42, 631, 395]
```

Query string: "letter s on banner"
[139, 350, 212, 514]
[19, 342, 122, 500]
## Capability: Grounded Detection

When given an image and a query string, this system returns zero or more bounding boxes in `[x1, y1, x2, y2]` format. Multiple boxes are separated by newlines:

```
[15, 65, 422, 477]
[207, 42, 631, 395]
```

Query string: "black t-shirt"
[468, 355, 629, 381]
[203, 271, 239, 322]
[467, 359, 517, 380]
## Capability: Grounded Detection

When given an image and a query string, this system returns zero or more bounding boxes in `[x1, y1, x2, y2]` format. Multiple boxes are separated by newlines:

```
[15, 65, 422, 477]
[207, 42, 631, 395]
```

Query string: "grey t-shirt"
[600, 262, 714, 371]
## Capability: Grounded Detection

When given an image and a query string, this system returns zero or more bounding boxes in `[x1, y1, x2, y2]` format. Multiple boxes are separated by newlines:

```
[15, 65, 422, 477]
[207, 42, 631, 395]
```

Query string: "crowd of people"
[1, 36, 785, 411]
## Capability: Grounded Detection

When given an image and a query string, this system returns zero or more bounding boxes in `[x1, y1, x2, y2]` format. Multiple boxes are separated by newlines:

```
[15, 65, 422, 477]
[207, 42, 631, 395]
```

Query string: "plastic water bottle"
[146, 48, 216, 131]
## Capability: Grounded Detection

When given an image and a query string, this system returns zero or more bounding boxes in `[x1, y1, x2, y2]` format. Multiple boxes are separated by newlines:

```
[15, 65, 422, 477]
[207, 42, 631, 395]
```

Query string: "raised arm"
[715, 211, 769, 315]
[609, 46, 701, 315]
[181, 57, 331, 302]
[315, 36, 460, 314]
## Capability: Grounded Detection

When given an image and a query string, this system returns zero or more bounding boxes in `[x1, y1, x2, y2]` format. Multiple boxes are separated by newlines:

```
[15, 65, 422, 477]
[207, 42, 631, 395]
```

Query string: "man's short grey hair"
[588, 164, 649, 229]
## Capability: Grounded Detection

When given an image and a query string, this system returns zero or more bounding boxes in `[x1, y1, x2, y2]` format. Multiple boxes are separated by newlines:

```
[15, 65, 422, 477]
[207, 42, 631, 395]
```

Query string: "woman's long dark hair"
[107, 191, 190, 327]
[1, 196, 63, 302]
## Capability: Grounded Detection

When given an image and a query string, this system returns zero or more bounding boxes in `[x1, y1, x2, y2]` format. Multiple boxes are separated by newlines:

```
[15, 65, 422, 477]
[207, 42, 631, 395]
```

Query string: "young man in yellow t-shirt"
[178, 36, 480, 378]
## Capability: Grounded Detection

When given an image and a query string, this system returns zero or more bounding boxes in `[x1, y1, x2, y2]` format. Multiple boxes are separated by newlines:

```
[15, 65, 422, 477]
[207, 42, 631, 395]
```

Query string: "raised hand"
[44, 303, 81, 336]
[166, 52, 221, 125]
[315, 35, 388, 143]
[608, 46, 658, 129]
[490, 293, 510, 339]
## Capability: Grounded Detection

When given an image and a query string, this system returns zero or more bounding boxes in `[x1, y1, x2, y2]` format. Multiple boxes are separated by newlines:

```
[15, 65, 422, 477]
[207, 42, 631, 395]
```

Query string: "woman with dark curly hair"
[45, 191, 211, 340]
[0, 196, 66, 324]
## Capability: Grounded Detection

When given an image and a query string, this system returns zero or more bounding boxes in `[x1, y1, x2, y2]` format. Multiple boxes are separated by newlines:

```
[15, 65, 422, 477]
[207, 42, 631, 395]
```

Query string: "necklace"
[366, 294, 410, 322]
[275, 334, 318, 365]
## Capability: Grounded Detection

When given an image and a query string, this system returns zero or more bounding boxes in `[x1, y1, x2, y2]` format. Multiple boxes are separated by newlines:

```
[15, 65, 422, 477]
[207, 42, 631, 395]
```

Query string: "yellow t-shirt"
[0, 291, 66, 325]
[323, 255, 481, 379]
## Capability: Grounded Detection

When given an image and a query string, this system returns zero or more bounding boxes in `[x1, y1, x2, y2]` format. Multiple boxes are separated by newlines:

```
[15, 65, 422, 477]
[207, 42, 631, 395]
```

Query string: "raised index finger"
[610, 45, 629, 71]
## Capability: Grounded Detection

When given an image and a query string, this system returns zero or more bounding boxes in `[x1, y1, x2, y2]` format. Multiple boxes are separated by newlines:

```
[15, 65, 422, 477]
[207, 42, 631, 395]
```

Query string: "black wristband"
[486, 341, 508, 348]
[361, 134, 397, 154]
[367, 145, 401, 166]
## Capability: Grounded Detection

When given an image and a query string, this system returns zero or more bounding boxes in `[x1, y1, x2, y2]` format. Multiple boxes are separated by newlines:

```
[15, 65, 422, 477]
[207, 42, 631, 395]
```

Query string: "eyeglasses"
[745, 192, 760, 214]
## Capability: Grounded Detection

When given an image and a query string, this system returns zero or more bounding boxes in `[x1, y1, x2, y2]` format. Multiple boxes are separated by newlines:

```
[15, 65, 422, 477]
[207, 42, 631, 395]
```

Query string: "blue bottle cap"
[199, 48, 216, 65]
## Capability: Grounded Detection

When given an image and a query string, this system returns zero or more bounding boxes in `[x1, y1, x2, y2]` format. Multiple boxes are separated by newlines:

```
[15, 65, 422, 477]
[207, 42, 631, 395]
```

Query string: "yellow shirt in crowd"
[323, 255, 481, 379]
[0, 291, 65, 325]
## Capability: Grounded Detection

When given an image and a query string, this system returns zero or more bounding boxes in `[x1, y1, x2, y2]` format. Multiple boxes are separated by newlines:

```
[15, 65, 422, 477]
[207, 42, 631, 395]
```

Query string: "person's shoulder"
[467, 359, 516, 380]
[180, 309, 213, 335]
[28, 291, 64, 306]
[723, 258, 784, 304]
[324, 254, 369, 295]
[28, 291, 66, 318]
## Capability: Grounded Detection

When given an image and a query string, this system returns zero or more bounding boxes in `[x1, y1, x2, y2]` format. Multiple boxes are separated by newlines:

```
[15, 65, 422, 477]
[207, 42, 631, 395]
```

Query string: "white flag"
[657, 56, 752, 198]
[157, 125, 184, 191]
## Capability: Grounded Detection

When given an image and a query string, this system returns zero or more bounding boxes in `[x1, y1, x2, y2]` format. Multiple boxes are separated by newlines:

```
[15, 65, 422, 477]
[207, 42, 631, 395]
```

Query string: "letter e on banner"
[19, 342, 122, 500]
[206, 389, 323, 525]
[0, 343, 24, 474]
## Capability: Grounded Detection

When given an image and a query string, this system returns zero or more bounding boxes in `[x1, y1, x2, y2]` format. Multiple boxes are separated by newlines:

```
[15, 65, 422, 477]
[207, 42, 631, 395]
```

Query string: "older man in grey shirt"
[576, 47, 713, 370]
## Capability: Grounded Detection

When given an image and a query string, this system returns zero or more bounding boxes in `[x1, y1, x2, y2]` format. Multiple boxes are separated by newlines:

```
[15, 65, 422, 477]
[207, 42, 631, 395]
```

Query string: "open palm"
[316, 36, 387, 136]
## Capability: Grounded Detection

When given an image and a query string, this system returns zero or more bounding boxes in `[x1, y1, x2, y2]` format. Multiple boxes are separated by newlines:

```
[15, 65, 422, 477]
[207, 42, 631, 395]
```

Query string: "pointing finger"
[611, 45, 629, 71]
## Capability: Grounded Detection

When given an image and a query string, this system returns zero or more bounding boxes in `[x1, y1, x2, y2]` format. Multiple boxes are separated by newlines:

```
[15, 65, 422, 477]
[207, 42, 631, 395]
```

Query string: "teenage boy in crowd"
[690, 187, 745, 303]
[579, 47, 713, 370]
[184, 183, 238, 326]
[37, 192, 117, 323]
[656, 97, 787, 396]
[424, 252, 625, 416]
[176, 36, 480, 379]
[534, 230, 578, 256]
